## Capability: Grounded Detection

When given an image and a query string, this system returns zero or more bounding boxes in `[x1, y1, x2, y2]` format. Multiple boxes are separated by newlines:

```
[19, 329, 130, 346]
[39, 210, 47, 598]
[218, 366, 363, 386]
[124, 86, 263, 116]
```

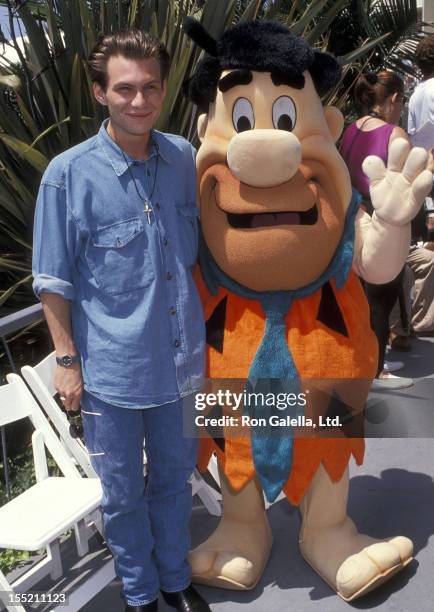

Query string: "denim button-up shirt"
[33, 120, 205, 408]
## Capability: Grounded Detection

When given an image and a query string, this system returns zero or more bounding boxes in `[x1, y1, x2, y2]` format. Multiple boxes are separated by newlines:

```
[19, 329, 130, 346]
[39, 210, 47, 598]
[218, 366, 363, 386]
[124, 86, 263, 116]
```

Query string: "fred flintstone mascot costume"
[183, 18, 432, 601]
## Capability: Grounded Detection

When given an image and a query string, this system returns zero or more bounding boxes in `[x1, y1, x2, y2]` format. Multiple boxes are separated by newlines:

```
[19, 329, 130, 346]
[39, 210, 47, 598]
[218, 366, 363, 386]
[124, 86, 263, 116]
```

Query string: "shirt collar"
[97, 118, 173, 176]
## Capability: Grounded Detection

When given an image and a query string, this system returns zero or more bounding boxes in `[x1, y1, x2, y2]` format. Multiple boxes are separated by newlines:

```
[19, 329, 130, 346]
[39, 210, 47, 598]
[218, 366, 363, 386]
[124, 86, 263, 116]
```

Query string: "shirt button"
[163, 237, 169, 246]
[174, 339, 181, 348]
[169, 307, 176, 315]
[156, 202, 161, 210]
[166, 272, 173, 281]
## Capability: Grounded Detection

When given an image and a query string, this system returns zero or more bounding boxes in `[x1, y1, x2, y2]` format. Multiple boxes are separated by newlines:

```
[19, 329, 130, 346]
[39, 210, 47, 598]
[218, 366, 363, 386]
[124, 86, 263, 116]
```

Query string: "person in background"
[400, 35, 434, 337]
[408, 35, 434, 135]
[340, 70, 414, 389]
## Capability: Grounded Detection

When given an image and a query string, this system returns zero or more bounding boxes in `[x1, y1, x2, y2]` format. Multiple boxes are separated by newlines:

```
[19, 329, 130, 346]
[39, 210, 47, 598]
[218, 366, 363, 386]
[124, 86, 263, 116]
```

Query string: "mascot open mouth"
[227, 204, 318, 229]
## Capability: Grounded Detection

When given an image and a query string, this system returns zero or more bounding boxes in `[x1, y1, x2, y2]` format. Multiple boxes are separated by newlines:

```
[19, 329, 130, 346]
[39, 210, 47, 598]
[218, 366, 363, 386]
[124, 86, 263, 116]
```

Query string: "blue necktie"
[247, 293, 300, 502]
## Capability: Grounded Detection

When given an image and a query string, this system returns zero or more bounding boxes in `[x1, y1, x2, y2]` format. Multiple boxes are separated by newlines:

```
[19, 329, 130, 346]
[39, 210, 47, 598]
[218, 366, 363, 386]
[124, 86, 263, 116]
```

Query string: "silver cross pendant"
[144, 200, 153, 225]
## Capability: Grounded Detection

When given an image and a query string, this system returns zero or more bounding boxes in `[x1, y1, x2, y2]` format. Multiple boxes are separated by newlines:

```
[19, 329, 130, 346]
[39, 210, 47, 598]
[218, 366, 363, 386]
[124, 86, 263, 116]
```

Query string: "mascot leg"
[190, 463, 272, 589]
[299, 463, 413, 601]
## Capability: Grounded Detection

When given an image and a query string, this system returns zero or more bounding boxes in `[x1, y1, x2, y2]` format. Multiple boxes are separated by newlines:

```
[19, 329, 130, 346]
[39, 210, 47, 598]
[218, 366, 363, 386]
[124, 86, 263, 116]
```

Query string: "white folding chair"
[0, 374, 106, 612]
[22, 354, 96, 480]
[22, 352, 221, 518]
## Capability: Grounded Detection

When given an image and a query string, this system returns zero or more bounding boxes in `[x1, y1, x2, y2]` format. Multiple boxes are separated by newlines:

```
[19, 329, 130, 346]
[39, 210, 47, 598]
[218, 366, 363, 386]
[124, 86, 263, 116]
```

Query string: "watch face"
[62, 355, 73, 366]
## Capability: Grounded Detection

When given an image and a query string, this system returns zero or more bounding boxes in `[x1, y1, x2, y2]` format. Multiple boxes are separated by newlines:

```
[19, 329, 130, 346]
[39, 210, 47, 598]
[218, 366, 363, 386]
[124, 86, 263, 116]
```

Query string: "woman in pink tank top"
[340, 70, 412, 388]
[340, 71, 409, 213]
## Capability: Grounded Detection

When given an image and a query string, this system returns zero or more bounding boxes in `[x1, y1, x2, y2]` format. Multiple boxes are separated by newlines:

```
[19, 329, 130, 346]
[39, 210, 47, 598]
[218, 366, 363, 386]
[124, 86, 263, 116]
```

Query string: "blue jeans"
[81, 391, 198, 606]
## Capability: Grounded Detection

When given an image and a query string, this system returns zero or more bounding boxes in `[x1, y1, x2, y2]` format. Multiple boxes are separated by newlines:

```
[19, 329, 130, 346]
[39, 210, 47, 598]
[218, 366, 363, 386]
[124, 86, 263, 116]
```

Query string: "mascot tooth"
[183, 18, 432, 601]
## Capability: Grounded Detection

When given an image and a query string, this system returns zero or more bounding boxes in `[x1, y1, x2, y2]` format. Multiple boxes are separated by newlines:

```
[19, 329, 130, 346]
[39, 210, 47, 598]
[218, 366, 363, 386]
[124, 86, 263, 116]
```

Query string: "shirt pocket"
[85, 217, 154, 295]
[175, 203, 199, 269]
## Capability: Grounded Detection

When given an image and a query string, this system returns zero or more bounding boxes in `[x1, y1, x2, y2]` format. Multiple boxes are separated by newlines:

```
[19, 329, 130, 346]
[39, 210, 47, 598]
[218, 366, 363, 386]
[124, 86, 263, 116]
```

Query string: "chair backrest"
[4, 374, 81, 479]
[22, 353, 96, 478]
[30, 351, 57, 395]
[0, 374, 35, 426]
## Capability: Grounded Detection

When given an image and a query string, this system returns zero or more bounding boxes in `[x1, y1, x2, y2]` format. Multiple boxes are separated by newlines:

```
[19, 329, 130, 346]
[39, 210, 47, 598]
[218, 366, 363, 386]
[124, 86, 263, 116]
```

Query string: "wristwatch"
[56, 354, 80, 367]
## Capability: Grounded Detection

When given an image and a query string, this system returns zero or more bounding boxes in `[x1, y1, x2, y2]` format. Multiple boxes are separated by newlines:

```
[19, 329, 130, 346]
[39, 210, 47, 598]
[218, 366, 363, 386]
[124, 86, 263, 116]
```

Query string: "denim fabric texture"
[32, 119, 205, 407]
[81, 392, 198, 606]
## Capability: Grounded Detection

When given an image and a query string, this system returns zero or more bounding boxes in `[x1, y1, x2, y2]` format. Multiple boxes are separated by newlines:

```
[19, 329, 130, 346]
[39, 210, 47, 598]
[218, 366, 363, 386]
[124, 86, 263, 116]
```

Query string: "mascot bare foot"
[299, 465, 412, 601]
[190, 468, 272, 589]
[191, 463, 412, 599]
[183, 18, 431, 601]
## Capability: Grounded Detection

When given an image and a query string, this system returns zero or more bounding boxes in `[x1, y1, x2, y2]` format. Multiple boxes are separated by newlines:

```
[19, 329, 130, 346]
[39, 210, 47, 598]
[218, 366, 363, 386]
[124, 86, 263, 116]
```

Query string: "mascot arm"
[352, 208, 410, 283]
[352, 138, 432, 284]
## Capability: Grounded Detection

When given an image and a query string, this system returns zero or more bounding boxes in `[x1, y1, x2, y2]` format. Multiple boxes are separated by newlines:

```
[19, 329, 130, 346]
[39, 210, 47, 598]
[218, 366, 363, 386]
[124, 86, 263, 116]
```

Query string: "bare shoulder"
[389, 125, 410, 144]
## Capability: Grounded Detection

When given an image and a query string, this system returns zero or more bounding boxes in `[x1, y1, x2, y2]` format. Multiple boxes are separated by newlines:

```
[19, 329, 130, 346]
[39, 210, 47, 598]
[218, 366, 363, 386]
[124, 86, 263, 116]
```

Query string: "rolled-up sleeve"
[32, 182, 78, 301]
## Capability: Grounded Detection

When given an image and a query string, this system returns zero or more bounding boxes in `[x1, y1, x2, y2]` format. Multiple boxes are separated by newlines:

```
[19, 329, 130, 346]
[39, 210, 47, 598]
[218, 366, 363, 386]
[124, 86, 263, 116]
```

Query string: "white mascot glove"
[362, 138, 432, 225]
[353, 138, 433, 283]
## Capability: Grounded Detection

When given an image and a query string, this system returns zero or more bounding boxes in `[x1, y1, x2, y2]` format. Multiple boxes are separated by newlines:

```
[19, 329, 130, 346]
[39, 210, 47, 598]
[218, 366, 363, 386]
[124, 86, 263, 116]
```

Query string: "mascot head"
[184, 19, 353, 292]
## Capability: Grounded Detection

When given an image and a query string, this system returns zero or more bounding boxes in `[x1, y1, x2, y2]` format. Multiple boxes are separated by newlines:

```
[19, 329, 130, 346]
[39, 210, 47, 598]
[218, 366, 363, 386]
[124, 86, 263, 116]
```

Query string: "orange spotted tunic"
[195, 267, 378, 505]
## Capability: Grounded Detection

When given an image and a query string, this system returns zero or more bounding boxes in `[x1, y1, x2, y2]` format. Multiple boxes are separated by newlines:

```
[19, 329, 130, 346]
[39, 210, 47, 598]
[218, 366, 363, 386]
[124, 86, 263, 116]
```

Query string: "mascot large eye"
[232, 98, 255, 132]
[272, 96, 296, 131]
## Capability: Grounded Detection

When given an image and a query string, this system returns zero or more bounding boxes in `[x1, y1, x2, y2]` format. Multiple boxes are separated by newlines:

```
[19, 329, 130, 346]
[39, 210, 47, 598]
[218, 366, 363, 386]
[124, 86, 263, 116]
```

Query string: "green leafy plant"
[0, 0, 428, 309]
[0, 548, 30, 574]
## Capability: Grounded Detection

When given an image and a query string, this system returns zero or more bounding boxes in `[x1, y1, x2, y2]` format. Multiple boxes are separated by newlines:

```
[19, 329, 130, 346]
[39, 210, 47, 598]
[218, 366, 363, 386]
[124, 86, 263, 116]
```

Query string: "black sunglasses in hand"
[54, 393, 84, 439]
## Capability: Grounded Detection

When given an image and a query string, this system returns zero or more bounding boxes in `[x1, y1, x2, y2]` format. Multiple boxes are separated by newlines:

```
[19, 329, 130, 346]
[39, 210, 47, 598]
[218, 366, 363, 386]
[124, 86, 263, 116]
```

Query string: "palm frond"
[0, 0, 428, 306]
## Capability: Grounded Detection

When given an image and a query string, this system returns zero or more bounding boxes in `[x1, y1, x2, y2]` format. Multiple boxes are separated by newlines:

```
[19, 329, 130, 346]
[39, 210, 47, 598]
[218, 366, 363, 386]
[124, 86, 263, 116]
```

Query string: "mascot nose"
[227, 130, 302, 187]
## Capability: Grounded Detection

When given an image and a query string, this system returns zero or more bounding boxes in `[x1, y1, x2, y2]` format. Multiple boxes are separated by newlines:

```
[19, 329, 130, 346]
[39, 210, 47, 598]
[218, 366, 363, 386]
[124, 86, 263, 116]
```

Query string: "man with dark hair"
[32, 29, 210, 612]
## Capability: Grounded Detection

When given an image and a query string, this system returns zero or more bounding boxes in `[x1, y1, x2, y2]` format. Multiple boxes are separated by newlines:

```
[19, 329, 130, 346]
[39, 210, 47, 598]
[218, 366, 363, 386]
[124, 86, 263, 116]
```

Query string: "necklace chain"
[368, 110, 385, 120]
[121, 141, 160, 224]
